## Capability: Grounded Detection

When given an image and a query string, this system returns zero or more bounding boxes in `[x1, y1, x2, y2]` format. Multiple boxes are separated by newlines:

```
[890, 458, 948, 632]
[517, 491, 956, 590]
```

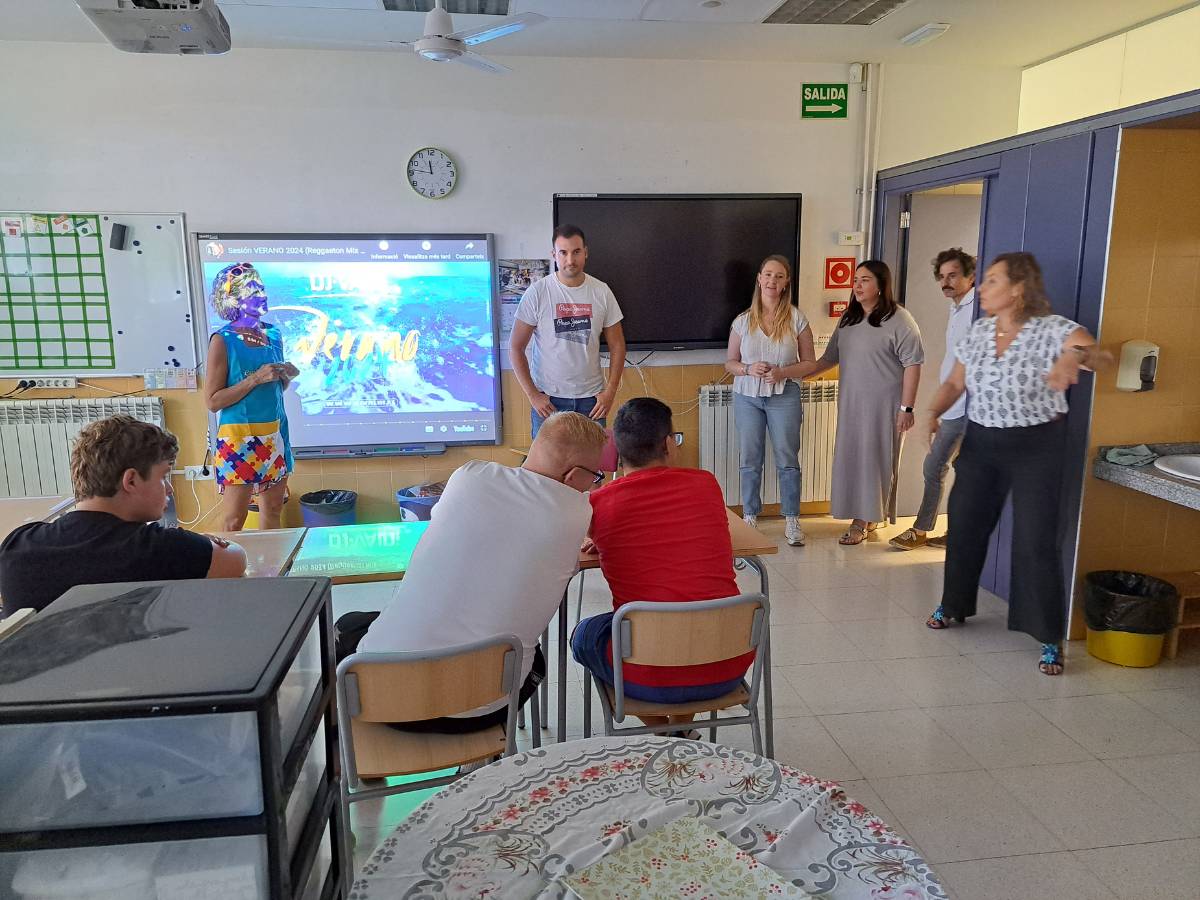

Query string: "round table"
[351, 736, 945, 899]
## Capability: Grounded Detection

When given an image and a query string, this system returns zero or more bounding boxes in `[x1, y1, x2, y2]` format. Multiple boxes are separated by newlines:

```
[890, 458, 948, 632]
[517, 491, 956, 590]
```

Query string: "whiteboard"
[0, 211, 196, 376]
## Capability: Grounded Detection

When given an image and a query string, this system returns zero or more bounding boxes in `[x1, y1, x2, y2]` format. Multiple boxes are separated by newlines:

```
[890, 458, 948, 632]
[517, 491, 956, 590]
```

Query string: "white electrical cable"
[176, 476, 220, 529]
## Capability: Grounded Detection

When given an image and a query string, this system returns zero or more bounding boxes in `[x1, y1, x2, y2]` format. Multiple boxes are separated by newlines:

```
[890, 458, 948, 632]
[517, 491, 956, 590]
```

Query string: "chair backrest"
[337, 636, 523, 724]
[616, 594, 766, 667]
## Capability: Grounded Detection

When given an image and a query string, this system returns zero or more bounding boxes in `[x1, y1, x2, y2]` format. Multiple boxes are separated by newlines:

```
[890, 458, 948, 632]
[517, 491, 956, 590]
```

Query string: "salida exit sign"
[802, 83, 848, 119]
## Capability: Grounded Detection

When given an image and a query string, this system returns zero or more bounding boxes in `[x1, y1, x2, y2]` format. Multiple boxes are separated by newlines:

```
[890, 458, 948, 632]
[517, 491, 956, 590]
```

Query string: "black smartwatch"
[899, 405, 914, 413]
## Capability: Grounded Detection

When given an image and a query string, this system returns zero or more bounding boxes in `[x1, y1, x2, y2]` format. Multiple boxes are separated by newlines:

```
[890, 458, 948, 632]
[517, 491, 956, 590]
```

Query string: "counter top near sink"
[1094, 442, 1200, 512]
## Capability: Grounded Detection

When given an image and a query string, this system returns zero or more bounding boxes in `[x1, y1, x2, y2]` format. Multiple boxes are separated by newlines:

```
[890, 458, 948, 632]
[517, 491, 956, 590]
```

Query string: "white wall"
[1019, 5, 1200, 133]
[877, 64, 1022, 170]
[895, 192, 981, 519]
[0, 42, 867, 363]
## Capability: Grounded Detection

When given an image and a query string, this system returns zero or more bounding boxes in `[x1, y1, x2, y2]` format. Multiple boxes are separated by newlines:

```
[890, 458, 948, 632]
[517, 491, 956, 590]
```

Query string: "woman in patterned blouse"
[921, 252, 1109, 675]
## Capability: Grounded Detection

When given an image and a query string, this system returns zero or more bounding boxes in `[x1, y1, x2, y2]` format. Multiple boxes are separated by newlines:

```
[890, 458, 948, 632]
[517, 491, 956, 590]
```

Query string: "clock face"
[406, 147, 457, 199]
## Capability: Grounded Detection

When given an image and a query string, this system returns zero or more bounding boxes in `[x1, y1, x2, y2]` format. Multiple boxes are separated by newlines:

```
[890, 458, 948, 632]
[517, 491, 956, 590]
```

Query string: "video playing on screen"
[198, 234, 500, 455]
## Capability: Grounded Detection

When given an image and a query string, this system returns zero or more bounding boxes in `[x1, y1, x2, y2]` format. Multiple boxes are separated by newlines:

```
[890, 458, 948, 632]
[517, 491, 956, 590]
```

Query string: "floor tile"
[1090, 655, 1200, 693]
[763, 589, 829, 624]
[943, 615, 1046, 654]
[870, 770, 1063, 863]
[968, 649, 1120, 700]
[805, 588, 914, 621]
[1101, 752, 1200, 836]
[838, 779, 918, 848]
[767, 560, 877, 591]
[992, 760, 1190, 850]
[1073, 839, 1200, 900]
[819, 708, 982, 778]
[937, 852, 1117, 900]
[836, 617, 964, 660]
[717, 715, 861, 781]
[1124, 688, 1200, 740]
[766, 622, 867, 665]
[878, 656, 1015, 707]
[927, 701, 1093, 769]
[1028, 693, 1198, 759]
[781, 660, 918, 715]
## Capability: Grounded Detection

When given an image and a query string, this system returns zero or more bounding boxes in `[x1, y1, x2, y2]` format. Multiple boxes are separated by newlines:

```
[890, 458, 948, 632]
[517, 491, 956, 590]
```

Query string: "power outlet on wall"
[32, 377, 78, 389]
[184, 465, 214, 481]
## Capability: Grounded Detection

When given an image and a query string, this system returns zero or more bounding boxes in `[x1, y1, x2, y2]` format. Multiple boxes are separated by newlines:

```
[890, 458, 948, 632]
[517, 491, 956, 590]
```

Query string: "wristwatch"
[899, 405, 914, 413]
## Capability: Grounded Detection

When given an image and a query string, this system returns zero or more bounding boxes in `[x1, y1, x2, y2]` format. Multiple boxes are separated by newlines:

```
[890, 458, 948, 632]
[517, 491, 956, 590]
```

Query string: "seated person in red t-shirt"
[0, 415, 247, 614]
[571, 397, 753, 731]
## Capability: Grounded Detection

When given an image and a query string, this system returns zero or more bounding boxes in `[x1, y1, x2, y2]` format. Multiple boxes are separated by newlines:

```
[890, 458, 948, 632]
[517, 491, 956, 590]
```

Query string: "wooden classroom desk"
[212, 527, 307, 579]
[0, 496, 71, 542]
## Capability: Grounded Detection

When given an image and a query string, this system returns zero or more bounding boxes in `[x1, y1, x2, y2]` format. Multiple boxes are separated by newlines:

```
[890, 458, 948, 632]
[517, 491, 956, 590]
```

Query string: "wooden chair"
[582, 593, 769, 754]
[335, 635, 524, 893]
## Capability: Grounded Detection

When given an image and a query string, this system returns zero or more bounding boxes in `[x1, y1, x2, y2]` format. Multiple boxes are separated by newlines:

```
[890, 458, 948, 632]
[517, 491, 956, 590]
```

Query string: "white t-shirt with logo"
[359, 460, 592, 717]
[514, 273, 624, 398]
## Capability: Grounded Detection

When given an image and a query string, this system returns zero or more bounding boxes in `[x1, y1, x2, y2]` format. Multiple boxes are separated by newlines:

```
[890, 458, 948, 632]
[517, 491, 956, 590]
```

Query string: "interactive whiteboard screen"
[197, 233, 500, 454]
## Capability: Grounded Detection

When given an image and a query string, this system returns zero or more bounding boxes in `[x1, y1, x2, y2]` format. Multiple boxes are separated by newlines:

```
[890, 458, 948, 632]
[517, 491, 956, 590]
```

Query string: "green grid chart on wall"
[0, 213, 115, 370]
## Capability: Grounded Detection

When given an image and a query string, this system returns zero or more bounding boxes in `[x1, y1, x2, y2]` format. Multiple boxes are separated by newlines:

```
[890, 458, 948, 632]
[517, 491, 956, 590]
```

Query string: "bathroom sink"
[1154, 455, 1200, 483]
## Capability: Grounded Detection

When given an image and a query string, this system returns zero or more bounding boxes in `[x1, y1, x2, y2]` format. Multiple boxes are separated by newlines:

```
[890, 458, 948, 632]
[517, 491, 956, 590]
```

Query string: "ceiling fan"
[393, 1, 546, 74]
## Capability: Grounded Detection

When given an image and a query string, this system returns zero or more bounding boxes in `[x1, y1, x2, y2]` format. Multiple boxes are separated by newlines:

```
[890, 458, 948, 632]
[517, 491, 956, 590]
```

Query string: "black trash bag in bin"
[1084, 571, 1179, 635]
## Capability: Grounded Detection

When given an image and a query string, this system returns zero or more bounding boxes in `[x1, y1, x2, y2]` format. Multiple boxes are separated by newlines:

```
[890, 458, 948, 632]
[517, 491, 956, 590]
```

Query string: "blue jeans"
[915, 414, 967, 532]
[531, 395, 602, 437]
[571, 613, 743, 703]
[734, 381, 803, 517]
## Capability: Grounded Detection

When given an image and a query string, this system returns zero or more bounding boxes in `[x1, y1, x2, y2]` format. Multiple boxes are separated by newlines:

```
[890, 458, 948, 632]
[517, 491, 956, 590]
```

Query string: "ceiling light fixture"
[700, 0, 723, 7]
[899, 22, 950, 47]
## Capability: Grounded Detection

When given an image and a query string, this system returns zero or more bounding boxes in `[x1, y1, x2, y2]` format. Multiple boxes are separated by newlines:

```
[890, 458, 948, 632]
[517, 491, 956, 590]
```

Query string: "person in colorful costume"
[203, 263, 298, 531]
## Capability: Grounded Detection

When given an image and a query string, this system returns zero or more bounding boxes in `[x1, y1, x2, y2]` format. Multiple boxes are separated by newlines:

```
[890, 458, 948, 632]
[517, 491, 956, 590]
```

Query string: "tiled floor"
[335, 515, 1200, 899]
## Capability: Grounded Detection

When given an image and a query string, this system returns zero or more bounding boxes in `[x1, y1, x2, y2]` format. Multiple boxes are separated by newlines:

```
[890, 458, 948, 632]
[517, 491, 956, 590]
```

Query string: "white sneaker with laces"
[785, 516, 805, 546]
[743, 514, 758, 529]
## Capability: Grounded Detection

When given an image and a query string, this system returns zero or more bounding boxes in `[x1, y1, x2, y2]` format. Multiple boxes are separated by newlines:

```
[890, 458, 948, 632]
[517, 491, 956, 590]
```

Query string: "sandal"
[865, 522, 878, 534]
[1039, 643, 1064, 676]
[925, 604, 962, 630]
[839, 524, 867, 546]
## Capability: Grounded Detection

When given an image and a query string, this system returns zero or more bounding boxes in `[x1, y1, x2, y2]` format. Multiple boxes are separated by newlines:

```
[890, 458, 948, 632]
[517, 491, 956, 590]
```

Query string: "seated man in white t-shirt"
[336, 411, 608, 733]
[509, 224, 627, 437]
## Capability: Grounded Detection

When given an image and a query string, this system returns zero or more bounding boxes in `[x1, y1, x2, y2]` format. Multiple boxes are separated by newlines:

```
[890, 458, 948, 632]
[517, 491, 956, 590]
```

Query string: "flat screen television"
[195, 233, 500, 457]
[552, 194, 802, 351]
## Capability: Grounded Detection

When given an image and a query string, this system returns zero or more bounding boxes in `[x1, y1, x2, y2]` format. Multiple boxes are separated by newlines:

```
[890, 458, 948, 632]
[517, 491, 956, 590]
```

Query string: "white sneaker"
[785, 516, 806, 546]
[743, 514, 758, 528]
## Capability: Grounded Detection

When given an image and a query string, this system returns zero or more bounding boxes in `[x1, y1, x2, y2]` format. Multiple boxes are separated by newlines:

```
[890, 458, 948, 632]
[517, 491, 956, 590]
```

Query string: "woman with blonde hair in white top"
[724, 255, 816, 546]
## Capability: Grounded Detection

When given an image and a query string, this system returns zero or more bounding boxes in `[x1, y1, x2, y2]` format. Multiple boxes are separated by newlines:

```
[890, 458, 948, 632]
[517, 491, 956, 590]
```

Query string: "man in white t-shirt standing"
[510, 224, 627, 436]
[337, 412, 608, 733]
[891, 247, 976, 551]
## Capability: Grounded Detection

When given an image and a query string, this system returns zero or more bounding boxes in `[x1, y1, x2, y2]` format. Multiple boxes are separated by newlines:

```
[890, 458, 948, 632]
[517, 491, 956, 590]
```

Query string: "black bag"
[1084, 571, 1179, 635]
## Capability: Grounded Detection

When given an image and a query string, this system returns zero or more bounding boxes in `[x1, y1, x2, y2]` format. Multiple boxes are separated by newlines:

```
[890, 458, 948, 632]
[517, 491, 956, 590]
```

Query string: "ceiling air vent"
[383, 1, 510, 13]
[765, 0, 914, 26]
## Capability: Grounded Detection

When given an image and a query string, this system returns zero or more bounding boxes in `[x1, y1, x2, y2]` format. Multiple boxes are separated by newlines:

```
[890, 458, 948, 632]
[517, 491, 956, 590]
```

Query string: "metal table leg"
[539, 627, 549, 726]
[742, 555, 772, 758]
[558, 589, 569, 742]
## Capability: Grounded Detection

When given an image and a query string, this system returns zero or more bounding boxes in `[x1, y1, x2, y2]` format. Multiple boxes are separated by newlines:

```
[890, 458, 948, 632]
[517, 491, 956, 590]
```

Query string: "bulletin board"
[0, 212, 196, 376]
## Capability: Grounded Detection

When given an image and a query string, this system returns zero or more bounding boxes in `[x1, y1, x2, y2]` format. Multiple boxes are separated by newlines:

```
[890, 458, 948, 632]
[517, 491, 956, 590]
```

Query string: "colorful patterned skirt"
[215, 421, 290, 493]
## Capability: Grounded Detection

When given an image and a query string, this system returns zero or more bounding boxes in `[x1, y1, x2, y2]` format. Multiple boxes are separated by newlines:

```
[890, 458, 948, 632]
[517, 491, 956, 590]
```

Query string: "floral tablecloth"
[351, 736, 944, 899]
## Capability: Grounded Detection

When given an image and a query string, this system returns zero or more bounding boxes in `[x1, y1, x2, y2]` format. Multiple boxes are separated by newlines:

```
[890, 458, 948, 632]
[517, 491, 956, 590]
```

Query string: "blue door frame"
[871, 101, 1182, 608]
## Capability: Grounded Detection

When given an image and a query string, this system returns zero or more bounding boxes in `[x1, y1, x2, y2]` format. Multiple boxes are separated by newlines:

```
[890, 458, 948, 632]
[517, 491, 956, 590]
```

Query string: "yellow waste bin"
[1084, 571, 1178, 669]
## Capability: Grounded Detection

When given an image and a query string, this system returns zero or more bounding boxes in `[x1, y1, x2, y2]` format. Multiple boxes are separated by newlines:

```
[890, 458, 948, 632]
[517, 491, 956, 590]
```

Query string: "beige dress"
[820, 307, 924, 523]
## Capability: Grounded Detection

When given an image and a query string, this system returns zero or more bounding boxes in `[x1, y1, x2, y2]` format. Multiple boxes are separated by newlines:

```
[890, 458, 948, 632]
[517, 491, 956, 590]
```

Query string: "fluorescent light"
[899, 22, 950, 47]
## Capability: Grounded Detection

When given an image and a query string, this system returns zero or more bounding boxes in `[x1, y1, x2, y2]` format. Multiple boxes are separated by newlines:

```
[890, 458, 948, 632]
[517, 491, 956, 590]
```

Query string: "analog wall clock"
[406, 147, 457, 199]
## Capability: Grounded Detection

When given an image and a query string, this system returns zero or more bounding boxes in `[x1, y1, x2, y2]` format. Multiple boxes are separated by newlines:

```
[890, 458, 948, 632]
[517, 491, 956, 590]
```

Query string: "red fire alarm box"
[829, 299, 848, 318]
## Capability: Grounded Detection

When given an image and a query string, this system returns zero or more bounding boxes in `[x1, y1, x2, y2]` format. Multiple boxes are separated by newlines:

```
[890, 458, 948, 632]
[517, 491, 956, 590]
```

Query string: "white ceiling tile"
[641, 0, 784, 24]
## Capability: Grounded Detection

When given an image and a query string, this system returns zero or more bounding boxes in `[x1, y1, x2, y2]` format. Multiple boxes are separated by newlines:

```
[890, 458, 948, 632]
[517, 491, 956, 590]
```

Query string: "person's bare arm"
[896, 363, 921, 433]
[924, 360, 967, 445]
[205, 537, 247, 578]
[1047, 326, 1112, 391]
[203, 335, 280, 413]
[593, 322, 626, 420]
[509, 320, 554, 418]
[766, 325, 819, 381]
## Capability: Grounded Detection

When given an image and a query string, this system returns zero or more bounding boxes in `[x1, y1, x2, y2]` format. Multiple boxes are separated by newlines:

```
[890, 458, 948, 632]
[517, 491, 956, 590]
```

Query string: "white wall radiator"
[0, 398, 165, 499]
[698, 381, 839, 506]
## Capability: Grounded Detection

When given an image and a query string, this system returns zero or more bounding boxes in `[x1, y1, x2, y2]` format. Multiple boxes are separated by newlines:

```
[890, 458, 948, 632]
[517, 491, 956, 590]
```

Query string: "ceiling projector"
[75, 0, 231, 55]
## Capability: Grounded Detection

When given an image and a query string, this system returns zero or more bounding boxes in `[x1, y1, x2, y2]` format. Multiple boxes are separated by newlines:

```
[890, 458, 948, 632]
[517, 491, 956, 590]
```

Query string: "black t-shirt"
[0, 511, 214, 614]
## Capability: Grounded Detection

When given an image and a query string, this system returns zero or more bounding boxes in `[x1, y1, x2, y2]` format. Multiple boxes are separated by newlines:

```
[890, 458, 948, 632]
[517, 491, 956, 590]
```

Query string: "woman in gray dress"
[797, 261, 923, 545]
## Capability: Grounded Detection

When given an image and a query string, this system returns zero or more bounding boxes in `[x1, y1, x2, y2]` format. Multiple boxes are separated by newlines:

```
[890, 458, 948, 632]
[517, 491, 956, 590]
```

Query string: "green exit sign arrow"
[802, 83, 848, 119]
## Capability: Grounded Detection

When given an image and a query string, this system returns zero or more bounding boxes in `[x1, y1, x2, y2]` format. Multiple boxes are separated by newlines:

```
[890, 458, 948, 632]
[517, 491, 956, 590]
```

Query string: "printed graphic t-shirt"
[514, 274, 624, 398]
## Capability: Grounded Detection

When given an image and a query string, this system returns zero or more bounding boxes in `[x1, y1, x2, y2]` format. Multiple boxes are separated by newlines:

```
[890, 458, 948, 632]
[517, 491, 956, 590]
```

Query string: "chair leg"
[708, 709, 718, 743]
[539, 628, 550, 725]
[340, 789, 356, 896]
[575, 570, 586, 625]
[529, 694, 541, 749]
[582, 670, 592, 739]
[750, 708, 763, 756]
[517, 705, 526, 729]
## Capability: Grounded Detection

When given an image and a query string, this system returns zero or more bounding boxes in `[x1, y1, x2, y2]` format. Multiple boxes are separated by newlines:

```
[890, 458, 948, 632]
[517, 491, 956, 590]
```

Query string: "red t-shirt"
[588, 466, 754, 687]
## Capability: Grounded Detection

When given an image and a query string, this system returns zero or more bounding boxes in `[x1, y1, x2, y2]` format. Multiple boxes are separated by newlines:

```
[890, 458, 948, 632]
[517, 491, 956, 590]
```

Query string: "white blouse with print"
[955, 313, 1080, 428]
[730, 307, 811, 398]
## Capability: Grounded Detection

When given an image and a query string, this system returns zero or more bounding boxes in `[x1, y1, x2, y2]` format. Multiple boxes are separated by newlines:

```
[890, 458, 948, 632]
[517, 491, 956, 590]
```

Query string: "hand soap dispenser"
[1116, 339, 1159, 392]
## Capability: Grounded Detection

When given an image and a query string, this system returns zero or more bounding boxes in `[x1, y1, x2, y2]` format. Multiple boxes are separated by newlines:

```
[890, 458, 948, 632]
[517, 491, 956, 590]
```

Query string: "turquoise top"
[213, 322, 293, 467]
